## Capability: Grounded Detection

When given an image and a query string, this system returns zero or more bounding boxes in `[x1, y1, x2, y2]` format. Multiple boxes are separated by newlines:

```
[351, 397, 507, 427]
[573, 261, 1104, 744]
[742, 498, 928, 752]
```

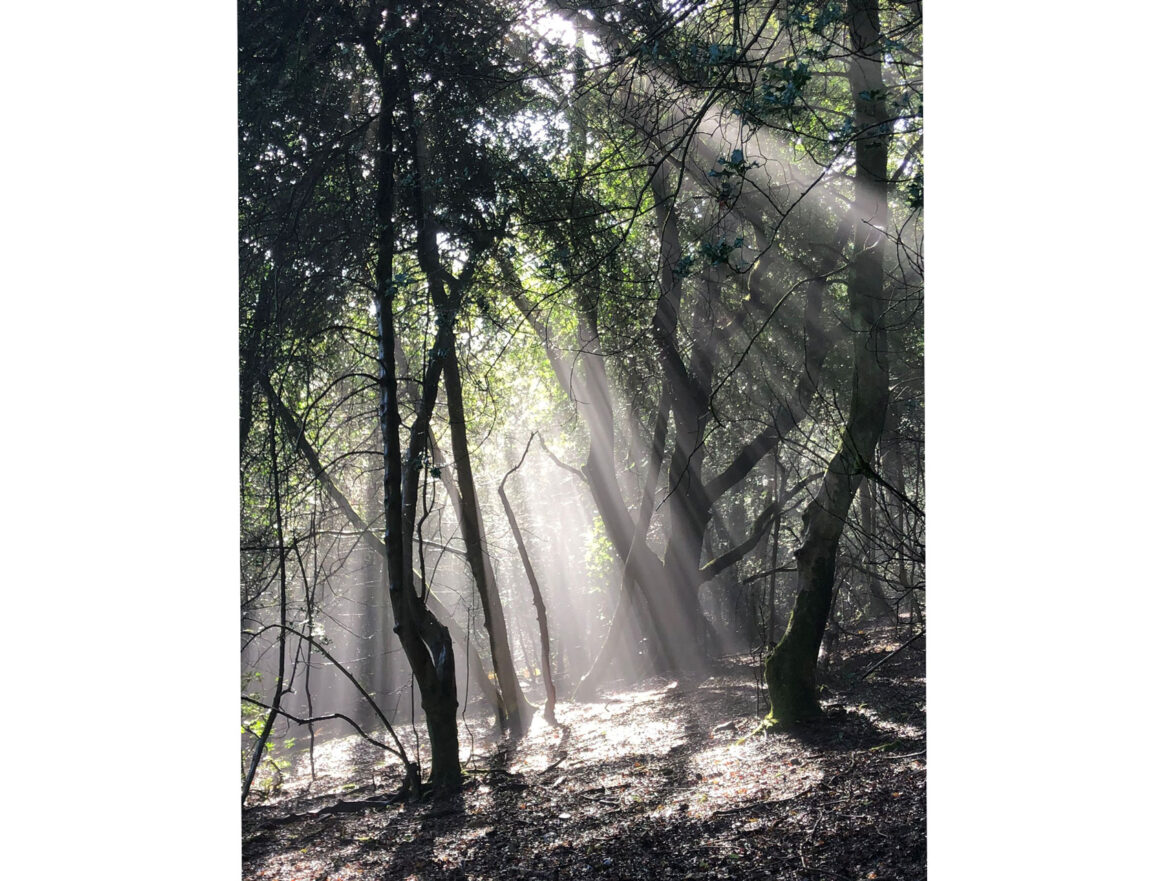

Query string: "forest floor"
[243, 626, 925, 880]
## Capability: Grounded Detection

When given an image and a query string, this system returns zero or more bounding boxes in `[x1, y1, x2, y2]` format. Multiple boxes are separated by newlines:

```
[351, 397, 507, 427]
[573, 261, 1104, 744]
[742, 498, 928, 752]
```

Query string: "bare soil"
[243, 627, 925, 880]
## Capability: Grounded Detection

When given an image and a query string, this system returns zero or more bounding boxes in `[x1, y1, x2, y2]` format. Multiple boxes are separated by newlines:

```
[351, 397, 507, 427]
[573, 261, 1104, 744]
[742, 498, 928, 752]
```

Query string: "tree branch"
[699, 499, 780, 582]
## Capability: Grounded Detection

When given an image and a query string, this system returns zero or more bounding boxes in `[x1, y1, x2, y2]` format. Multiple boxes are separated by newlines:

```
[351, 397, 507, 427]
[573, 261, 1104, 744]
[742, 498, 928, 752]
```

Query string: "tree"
[496, 0, 922, 690]
[762, 0, 908, 727]
[239, 0, 924, 792]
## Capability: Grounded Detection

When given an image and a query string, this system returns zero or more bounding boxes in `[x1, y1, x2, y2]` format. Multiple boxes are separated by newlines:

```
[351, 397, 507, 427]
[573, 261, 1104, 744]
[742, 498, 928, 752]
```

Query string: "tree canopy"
[240, 0, 923, 798]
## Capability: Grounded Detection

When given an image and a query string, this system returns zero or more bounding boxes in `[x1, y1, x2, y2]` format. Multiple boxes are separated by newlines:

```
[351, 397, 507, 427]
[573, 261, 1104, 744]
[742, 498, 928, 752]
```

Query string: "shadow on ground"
[243, 626, 925, 880]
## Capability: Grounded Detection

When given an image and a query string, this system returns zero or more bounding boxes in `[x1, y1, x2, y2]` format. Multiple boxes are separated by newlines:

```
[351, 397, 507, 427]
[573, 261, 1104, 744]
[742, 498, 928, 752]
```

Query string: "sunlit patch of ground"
[680, 734, 825, 817]
[245, 628, 926, 881]
[247, 728, 410, 806]
[843, 701, 925, 742]
[252, 669, 833, 821]
[504, 684, 686, 773]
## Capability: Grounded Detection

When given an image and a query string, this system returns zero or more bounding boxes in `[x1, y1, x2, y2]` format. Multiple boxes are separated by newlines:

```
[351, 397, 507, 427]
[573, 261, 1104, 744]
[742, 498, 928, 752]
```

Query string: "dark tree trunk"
[443, 353, 531, 737]
[881, 399, 914, 611]
[375, 303, 462, 788]
[363, 34, 461, 789]
[650, 164, 724, 667]
[762, 0, 892, 728]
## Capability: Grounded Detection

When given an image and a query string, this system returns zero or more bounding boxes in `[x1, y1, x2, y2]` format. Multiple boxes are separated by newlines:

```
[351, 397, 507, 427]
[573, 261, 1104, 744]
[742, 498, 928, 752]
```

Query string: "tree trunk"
[363, 34, 461, 789]
[650, 163, 724, 668]
[442, 353, 531, 737]
[763, 0, 891, 728]
[498, 435, 558, 723]
[881, 399, 914, 613]
[861, 478, 896, 623]
[575, 390, 672, 696]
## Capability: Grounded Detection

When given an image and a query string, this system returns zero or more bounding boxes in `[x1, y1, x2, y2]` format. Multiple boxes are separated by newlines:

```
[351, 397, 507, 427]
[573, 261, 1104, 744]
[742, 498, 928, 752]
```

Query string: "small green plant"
[241, 687, 292, 798]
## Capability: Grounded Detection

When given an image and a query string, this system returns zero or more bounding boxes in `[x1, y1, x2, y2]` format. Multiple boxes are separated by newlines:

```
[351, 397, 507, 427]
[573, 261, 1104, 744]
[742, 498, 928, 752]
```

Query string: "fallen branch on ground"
[859, 630, 925, 681]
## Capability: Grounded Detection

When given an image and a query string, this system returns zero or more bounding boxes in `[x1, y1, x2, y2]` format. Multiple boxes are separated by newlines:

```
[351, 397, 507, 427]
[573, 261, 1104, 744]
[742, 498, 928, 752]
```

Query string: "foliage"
[239, 0, 924, 792]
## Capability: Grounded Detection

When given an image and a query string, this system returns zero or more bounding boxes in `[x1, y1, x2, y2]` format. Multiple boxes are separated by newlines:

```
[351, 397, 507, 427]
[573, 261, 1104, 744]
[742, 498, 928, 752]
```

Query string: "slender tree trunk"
[498, 435, 558, 723]
[442, 354, 531, 737]
[363, 33, 460, 789]
[861, 478, 896, 623]
[882, 400, 912, 609]
[762, 0, 892, 727]
[243, 403, 289, 804]
[289, 526, 320, 784]
[374, 309, 461, 787]
[765, 459, 787, 647]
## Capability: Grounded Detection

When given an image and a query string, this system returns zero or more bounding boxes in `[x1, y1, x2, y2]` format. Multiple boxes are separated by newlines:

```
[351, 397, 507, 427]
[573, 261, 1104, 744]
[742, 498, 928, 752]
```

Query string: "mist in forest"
[238, 0, 924, 820]
[243, 411, 651, 773]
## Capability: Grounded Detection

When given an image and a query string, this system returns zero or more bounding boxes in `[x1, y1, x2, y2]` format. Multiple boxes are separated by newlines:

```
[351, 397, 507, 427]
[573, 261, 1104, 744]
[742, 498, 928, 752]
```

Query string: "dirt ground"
[243, 627, 925, 880]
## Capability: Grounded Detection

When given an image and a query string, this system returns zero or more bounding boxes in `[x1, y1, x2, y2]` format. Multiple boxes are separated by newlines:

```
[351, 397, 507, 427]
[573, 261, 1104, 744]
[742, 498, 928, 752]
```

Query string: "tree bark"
[442, 354, 532, 737]
[498, 435, 557, 722]
[261, 375, 506, 723]
[364, 33, 461, 788]
[763, 0, 892, 727]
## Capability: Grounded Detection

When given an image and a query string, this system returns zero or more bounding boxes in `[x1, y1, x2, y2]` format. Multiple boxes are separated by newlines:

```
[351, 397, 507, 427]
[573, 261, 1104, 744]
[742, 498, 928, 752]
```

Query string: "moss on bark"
[760, 0, 892, 732]
[762, 549, 835, 727]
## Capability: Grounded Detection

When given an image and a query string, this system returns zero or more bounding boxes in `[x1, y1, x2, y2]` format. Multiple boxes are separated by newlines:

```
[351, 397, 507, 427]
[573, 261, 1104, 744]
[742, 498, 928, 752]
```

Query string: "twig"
[713, 798, 786, 816]
[859, 630, 925, 680]
[536, 432, 586, 481]
[499, 432, 558, 723]
[579, 791, 621, 806]
[741, 563, 798, 586]
[241, 698, 402, 759]
[824, 755, 858, 787]
[540, 754, 567, 774]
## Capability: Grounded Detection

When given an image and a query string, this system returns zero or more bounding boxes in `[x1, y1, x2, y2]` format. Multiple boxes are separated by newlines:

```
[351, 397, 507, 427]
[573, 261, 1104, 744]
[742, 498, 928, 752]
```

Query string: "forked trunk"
[363, 32, 461, 789]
